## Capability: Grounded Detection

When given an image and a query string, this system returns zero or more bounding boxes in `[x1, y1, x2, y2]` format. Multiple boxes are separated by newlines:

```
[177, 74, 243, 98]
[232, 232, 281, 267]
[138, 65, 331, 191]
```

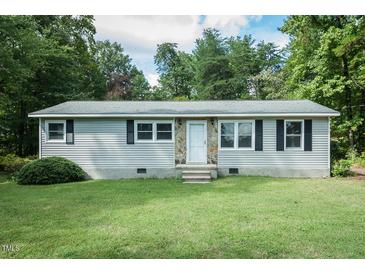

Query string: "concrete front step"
[183, 180, 211, 184]
[176, 164, 217, 170]
[182, 170, 211, 175]
[182, 172, 211, 183]
[182, 175, 211, 180]
[176, 164, 217, 183]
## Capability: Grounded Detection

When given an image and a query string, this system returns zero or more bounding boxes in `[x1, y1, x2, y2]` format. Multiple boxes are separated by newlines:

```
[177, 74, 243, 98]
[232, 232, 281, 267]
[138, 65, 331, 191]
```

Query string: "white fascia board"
[29, 112, 340, 118]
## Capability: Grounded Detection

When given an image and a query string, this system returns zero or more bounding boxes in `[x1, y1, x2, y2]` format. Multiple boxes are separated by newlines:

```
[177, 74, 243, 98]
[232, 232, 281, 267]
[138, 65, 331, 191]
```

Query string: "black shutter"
[127, 120, 134, 144]
[276, 120, 284, 151]
[255, 120, 263, 151]
[66, 120, 74, 144]
[304, 120, 312, 151]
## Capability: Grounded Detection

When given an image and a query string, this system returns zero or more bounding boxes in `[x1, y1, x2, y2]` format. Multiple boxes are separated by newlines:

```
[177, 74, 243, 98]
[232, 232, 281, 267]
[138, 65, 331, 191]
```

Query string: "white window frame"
[284, 119, 304, 150]
[219, 121, 235, 149]
[218, 120, 255, 150]
[134, 120, 174, 143]
[135, 121, 154, 142]
[45, 120, 66, 143]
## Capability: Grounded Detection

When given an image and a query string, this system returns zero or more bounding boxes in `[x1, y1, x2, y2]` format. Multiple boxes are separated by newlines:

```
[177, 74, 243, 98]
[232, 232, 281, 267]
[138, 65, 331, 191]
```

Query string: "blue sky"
[94, 16, 288, 86]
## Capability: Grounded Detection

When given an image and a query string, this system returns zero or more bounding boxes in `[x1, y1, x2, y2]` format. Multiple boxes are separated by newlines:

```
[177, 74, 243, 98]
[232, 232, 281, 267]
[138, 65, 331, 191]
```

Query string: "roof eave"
[28, 112, 340, 118]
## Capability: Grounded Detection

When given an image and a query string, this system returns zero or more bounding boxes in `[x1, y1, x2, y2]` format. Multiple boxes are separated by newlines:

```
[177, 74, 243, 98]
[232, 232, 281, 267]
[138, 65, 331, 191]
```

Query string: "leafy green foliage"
[193, 29, 234, 99]
[154, 29, 284, 100]
[331, 159, 352, 177]
[16, 157, 86, 185]
[344, 149, 365, 168]
[94, 40, 150, 100]
[0, 154, 33, 172]
[154, 43, 194, 99]
[353, 152, 365, 168]
[228, 37, 283, 99]
[281, 16, 365, 158]
[0, 16, 105, 156]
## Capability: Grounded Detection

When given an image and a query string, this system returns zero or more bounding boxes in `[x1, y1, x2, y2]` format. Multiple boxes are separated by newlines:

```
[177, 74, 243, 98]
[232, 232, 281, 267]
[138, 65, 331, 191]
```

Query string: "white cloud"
[202, 15, 261, 37]
[94, 15, 261, 53]
[94, 15, 202, 54]
[252, 29, 290, 48]
[146, 73, 159, 87]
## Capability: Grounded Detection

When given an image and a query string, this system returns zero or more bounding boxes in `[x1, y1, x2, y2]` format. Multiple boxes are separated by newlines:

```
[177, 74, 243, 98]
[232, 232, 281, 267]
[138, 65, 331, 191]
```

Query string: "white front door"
[187, 121, 207, 164]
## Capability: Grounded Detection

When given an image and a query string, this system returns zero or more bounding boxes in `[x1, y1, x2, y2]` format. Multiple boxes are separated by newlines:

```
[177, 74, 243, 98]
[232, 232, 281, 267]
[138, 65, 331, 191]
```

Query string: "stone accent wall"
[174, 118, 218, 165]
[175, 119, 186, 165]
[207, 118, 218, 164]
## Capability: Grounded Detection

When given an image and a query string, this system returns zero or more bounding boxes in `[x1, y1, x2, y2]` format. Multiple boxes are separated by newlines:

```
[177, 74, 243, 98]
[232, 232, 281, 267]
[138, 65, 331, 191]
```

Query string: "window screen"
[221, 123, 234, 148]
[286, 121, 302, 148]
[156, 123, 172, 140]
[238, 122, 252, 148]
[137, 123, 153, 140]
[48, 123, 64, 140]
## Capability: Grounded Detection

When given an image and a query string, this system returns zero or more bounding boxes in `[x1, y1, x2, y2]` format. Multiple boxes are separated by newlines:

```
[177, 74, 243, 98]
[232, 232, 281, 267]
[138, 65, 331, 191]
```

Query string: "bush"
[352, 151, 365, 168]
[0, 154, 33, 172]
[16, 157, 86, 185]
[332, 159, 352, 177]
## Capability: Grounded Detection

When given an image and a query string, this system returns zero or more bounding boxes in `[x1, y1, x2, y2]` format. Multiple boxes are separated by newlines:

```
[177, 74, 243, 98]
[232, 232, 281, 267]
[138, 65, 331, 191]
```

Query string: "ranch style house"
[29, 100, 340, 182]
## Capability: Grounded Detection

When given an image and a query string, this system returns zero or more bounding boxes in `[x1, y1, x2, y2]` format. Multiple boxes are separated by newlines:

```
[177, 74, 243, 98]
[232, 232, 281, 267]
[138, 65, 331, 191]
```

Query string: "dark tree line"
[0, 16, 150, 156]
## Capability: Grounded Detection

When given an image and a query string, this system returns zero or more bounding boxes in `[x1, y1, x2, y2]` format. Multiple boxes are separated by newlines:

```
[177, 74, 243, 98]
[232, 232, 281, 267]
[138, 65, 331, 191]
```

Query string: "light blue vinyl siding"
[40, 117, 330, 172]
[218, 118, 329, 169]
[41, 118, 175, 169]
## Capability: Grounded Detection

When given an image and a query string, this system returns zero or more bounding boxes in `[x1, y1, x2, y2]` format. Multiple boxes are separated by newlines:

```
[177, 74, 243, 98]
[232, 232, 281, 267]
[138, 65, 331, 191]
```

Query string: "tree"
[0, 16, 105, 156]
[94, 40, 150, 100]
[152, 29, 284, 101]
[154, 43, 194, 99]
[248, 41, 283, 99]
[226, 35, 283, 99]
[226, 35, 257, 98]
[193, 29, 234, 99]
[281, 15, 365, 155]
[248, 69, 285, 99]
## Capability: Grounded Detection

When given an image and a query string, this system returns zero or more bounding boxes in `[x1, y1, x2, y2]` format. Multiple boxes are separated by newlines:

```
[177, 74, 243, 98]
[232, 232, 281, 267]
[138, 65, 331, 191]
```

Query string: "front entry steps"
[176, 164, 217, 183]
[182, 170, 211, 183]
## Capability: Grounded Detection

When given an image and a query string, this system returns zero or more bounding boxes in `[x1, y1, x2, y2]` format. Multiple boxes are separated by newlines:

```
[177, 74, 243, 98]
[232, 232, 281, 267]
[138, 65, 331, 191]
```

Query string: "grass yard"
[0, 175, 364, 258]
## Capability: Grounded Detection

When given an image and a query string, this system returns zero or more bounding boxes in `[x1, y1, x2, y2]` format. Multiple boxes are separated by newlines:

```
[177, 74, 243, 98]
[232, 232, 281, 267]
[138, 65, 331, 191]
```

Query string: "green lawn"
[0, 175, 364, 258]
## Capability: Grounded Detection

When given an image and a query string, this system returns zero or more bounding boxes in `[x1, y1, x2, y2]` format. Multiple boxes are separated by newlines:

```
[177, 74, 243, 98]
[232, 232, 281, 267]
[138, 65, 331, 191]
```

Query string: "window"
[135, 121, 173, 142]
[238, 122, 252, 148]
[46, 120, 65, 142]
[219, 121, 254, 149]
[285, 120, 303, 149]
[137, 123, 153, 140]
[220, 123, 234, 148]
[156, 123, 172, 140]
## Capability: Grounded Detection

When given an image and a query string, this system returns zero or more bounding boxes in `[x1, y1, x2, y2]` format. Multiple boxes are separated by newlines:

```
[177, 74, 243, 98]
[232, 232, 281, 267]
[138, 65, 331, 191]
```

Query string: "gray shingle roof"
[29, 100, 340, 117]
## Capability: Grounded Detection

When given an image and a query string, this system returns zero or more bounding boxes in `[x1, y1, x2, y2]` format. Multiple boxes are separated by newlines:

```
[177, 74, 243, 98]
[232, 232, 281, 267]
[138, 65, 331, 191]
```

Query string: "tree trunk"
[360, 87, 365, 151]
[17, 100, 26, 156]
[342, 55, 354, 148]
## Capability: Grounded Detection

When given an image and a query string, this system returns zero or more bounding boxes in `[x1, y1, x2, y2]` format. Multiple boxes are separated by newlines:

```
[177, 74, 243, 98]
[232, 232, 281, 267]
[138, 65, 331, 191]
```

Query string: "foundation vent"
[137, 168, 147, 174]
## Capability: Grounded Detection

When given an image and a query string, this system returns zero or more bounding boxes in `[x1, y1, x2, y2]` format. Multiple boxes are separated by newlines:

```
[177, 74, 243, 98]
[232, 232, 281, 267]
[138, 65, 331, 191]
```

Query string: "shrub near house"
[16, 157, 86, 185]
[0, 154, 33, 172]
